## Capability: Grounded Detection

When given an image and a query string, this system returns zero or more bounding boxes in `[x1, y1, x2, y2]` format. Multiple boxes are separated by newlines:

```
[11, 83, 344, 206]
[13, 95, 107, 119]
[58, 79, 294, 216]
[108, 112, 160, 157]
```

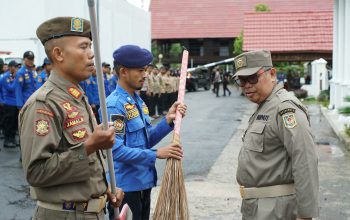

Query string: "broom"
[153, 49, 190, 220]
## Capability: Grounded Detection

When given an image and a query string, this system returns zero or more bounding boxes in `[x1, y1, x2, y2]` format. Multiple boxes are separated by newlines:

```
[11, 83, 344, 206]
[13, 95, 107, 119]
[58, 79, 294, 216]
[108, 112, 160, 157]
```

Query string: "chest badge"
[71, 128, 88, 140]
[111, 114, 125, 135]
[124, 103, 139, 120]
[67, 87, 82, 99]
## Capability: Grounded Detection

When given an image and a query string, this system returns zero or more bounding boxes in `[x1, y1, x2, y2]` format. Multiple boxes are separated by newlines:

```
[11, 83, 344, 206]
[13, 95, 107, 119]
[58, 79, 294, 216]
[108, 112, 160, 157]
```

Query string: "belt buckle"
[240, 186, 246, 199]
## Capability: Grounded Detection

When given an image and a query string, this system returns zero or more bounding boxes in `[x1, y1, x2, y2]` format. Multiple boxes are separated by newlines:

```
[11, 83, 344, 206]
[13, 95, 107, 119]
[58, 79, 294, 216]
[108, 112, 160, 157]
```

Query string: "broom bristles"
[153, 153, 189, 220]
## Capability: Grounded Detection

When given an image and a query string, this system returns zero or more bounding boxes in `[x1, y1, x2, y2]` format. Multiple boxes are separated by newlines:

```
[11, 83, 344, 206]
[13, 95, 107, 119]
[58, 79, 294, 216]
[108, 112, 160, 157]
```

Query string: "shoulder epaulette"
[36, 86, 54, 102]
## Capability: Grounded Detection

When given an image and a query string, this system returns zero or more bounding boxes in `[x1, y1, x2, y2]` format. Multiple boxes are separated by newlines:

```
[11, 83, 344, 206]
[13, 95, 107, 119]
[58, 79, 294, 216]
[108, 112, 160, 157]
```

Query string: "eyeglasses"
[234, 67, 271, 87]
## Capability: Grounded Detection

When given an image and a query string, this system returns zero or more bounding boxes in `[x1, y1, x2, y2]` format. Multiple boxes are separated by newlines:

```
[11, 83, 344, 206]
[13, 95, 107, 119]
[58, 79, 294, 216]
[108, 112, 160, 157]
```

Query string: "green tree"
[169, 43, 182, 58]
[151, 41, 159, 58]
[233, 30, 243, 55]
[255, 4, 271, 12]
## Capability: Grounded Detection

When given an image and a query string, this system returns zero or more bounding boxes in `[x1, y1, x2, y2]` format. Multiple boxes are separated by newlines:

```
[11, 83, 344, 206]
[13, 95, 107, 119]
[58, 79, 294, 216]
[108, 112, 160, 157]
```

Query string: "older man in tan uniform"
[234, 50, 319, 220]
[19, 17, 123, 220]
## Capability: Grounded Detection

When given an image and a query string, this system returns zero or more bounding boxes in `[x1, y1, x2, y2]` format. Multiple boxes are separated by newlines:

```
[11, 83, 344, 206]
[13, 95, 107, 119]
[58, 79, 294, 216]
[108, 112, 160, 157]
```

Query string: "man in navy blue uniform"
[1, 60, 19, 148]
[36, 58, 52, 89]
[15, 51, 36, 109]
[86, 68, 110, 124]
[105, 45, 187, 220]
[108, 68, 118, 93]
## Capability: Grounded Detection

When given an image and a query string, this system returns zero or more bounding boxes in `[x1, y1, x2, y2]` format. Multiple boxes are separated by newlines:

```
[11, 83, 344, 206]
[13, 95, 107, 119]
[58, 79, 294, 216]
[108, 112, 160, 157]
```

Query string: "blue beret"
[113, 45, 153, 68]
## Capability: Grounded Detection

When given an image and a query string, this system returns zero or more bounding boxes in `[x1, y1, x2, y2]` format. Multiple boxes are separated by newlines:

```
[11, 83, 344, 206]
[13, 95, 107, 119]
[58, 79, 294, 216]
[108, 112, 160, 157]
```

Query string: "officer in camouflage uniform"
[19, 16, 124, 220]
[234, 50, 319, 220]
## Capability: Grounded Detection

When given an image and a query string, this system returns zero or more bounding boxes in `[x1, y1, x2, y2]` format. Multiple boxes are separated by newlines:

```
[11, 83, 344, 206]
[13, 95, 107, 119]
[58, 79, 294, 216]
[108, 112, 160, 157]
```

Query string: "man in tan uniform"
[234, 50, 319, 220]
[19, 17, 124, 220]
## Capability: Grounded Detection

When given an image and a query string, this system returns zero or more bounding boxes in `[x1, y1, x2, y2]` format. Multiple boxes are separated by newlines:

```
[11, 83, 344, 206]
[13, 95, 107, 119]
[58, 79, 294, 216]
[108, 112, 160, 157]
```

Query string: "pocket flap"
[249, 122, 266, 134]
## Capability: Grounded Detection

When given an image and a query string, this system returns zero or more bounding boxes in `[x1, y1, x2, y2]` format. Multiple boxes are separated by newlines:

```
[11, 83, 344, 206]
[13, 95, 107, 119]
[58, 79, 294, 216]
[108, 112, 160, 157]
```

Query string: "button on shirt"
[105, 85, 173, 192]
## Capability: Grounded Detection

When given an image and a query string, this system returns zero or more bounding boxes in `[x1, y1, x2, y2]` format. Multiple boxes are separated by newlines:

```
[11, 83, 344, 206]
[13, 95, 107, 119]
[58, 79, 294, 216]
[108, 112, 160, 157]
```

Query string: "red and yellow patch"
[71, 128, 88, 140]
[35, 119, 49, 136]
[67, 87, 82, 99]
[64, 116, 84, 128]
[36, 109, 54, 117]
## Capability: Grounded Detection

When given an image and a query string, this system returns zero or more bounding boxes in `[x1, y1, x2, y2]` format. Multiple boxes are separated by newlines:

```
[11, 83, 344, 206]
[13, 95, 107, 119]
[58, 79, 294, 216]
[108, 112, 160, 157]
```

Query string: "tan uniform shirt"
[19, 72, 107, 203]
[151, 73, 160, 95]
[158, 74, 165, 94]
[236, 84, 319, 219]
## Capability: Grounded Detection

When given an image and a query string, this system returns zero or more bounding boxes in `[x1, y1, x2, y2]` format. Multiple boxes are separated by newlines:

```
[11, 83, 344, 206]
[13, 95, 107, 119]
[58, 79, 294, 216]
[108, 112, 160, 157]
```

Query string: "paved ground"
[1, 87, 350, 220]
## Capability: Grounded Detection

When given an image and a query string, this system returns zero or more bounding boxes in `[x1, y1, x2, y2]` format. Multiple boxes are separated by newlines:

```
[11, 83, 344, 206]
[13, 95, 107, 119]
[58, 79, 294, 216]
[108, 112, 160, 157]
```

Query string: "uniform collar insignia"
[67, 86, 82, 99]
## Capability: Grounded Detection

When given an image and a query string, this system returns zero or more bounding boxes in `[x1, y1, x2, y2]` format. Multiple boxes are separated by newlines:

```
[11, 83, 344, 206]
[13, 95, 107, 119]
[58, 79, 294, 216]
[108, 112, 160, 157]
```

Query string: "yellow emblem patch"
[62, 102, 74, 111]
[71, 17, 84, 32]
[35, 119, 49, 136]
[68, 111, 79, 119]
[64, 116, 84, 128]
[18, 77, 23, 82]
[67, 87, 82, 99]
[234, 56, 247, 70]
[142, 103, 149, 115]
[72, 128, 88, 140]
[282, 113, 297, 129]
[124, 104, 139, 120]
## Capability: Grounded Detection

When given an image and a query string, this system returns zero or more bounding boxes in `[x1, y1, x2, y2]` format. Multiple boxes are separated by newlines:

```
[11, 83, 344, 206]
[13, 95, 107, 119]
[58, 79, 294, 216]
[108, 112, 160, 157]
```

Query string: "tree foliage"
[233, 30, 243, 55]
[169, 43, 182, 58]
[255, 4, 271, 12]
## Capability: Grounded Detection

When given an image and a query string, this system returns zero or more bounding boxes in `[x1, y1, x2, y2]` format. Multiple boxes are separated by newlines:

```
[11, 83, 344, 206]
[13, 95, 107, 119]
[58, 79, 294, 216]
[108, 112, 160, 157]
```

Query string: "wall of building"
[0, 0, 151, 66]
[330, 0, 350, 109]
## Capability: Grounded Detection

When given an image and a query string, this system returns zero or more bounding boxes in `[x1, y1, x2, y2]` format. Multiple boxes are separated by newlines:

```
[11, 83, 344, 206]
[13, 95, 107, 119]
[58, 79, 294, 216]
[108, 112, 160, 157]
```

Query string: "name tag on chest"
[256, 114, 269, 121]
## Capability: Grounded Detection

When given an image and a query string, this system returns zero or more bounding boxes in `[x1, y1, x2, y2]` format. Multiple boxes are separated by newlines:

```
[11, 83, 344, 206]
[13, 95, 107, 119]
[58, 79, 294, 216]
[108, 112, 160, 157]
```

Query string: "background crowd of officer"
[0, 51, 179, 149]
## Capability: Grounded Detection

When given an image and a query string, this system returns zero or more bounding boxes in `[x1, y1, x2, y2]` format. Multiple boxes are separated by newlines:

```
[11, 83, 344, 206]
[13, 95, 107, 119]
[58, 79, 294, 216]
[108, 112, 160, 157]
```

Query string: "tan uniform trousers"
[32, 206, 105, 220]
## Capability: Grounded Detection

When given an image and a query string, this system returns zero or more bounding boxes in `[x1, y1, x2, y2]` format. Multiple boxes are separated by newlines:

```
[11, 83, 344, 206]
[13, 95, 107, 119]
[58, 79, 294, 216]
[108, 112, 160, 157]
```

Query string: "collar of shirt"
[265, 83, 284, 102]
[48, 71, 84, 101]
[115, 84, 143, 106]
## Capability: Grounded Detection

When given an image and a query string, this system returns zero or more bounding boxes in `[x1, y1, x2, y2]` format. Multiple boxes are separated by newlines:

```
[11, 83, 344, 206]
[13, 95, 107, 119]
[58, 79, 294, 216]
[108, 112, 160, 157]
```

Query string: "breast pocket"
[244, 122, 266, 152]
[126, 117, 146, 148]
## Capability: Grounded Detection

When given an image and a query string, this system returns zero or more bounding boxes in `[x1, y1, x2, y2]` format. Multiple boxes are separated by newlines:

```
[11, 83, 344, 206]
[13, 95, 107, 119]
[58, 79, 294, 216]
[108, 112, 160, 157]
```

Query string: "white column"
[336, 0, 345, 108]
[345, 1, 350, 99]
[330, 0, 339, 109]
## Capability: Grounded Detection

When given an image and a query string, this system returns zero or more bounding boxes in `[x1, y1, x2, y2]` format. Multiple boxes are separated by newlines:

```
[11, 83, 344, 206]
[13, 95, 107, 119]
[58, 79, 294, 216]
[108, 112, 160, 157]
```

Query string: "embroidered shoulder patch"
[282, 113, 297, 129]
[279, 108, 295, 116]
[36, 109, 54, 117]
[110, 114, 125, 135]
[67, 87, 82, 99]
[124, 103, 139, 120]
[35, 119, 50, 136]
[71, 128, 88, 140]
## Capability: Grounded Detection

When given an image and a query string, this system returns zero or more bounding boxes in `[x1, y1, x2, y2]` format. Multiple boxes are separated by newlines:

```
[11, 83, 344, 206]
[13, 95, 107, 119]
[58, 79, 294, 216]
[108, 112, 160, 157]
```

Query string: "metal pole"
[87, 0, 120, 218]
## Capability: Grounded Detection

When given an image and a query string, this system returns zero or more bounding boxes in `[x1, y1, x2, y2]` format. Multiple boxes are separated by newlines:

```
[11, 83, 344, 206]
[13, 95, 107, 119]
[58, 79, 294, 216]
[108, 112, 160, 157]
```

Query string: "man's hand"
[107, 188, 124, 208]
[165, 101, 187, 124]
[156, 143, 183, 160]
[84, 123, 115, 155]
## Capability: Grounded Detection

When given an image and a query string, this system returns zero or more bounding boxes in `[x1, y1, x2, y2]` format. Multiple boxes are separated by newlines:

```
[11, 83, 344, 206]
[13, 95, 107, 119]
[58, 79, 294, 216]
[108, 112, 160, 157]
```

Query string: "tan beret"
[36, 17, 91, 45]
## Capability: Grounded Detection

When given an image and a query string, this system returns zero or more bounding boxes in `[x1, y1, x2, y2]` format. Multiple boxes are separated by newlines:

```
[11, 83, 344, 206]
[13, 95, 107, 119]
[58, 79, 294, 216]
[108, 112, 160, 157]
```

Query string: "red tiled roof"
[243, 11, 333, 52]
[150, 0, 333, 39]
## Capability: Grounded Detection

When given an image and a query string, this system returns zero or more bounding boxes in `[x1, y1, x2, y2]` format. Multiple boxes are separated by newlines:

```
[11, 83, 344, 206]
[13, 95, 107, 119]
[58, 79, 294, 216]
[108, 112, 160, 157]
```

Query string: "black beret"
[113, 45, 153, 68]
[36, 17, 91, 45]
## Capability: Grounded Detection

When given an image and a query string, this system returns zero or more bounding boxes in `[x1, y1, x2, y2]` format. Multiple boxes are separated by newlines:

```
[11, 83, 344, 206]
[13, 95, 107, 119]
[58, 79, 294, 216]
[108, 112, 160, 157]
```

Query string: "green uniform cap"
[233, 50, 272, 76]
[36, 17, 91, 45]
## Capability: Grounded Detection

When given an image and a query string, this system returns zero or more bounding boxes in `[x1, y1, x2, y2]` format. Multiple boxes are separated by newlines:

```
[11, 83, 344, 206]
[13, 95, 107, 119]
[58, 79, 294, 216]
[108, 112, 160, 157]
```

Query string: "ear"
[52, 46, 64, 62]
[119, 67, 127, 78]
[270, 68, 277, 82]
